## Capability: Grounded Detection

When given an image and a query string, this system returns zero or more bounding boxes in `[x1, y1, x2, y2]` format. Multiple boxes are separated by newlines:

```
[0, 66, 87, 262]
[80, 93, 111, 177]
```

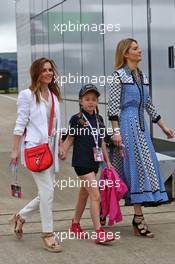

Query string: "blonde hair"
[114, 38, 138, 69]
[29, 57, 61, 103]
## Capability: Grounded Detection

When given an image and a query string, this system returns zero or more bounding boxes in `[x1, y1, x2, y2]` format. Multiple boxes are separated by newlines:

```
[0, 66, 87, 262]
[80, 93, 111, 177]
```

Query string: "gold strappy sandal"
[9, 214, 25, 240]
[42, 233, 63, 253]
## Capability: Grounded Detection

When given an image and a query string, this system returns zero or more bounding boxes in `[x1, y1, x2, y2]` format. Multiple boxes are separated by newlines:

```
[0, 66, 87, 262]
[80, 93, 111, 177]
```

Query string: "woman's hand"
[111, 133, 122, 147]
[10, 150, 19, 165]
[10, 135, 22, 165]
[157, 119, 174, 139]
[162, 127, 174, 139]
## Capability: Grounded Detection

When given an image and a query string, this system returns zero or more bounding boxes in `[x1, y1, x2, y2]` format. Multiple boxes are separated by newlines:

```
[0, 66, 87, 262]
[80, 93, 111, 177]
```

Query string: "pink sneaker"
[95, 227, 115, 244]
[69, 219, 88, 239]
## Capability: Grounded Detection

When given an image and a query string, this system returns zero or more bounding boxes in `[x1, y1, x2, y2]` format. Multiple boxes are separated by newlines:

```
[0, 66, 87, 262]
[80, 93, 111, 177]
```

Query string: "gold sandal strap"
[18, 217, 25, 224]
[42, 235, 61, 249]
[42, 232, 54, 238]
[49, 241, 59, 248]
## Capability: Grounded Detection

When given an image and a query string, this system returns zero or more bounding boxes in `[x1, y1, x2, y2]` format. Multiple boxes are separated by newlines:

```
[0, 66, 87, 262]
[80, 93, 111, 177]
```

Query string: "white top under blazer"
[13, 88, 61, 173]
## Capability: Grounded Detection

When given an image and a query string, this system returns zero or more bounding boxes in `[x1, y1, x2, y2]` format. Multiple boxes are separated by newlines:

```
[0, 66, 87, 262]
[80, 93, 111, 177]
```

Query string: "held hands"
[58, 146, 67, 160]
[162, 127, 174, 139]
[111, 133, 122, 147]
[106, 160, 112, 170]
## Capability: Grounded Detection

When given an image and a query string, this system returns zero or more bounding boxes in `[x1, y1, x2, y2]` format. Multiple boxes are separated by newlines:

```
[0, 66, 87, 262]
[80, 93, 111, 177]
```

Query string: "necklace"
[41, 89, 49, 102]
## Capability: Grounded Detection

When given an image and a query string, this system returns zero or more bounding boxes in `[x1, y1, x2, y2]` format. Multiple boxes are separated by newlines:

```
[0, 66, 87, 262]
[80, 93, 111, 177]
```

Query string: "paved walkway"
[0, 94, 175, 264]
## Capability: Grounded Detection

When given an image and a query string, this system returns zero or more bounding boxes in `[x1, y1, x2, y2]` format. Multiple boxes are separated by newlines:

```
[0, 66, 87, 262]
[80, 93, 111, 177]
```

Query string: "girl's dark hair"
[78, 104, 104, 127]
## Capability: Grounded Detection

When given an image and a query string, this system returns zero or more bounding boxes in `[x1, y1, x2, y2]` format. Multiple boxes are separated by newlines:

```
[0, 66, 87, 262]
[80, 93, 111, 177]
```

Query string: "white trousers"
[18, 167, 55, 233]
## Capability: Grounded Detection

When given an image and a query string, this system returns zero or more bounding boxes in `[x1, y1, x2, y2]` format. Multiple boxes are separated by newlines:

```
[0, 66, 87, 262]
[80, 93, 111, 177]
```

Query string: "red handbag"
[24, 92, 55, 172]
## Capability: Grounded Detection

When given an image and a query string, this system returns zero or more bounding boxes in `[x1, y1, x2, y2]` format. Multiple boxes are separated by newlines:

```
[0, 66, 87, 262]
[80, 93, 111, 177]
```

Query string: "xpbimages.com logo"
[53, 21, 120, 35]
[54, 177, 121, 191]
[53, 230, 121, 242]
[51, 127, 114, 139]
[54, 73, 120, 87]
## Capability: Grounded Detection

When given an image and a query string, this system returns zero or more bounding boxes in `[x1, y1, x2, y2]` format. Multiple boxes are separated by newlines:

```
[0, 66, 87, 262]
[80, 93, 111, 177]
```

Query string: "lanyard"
[11, 163, 19, 185]
[82, 113, 100, 148]
[14, 164, 18, 185]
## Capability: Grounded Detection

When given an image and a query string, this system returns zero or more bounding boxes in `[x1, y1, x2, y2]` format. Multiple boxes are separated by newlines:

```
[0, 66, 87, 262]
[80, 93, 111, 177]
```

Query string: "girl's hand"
[106, 161, 112, 170]
[162, 127, 174, 139]
[59, 146, 67, 160]
[111, 133, 122, 147]
[10, 150, 19, 165]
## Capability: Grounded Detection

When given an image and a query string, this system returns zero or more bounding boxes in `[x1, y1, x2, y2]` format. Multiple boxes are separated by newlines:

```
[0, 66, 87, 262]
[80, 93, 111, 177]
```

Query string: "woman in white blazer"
[10, 57, 63, 252]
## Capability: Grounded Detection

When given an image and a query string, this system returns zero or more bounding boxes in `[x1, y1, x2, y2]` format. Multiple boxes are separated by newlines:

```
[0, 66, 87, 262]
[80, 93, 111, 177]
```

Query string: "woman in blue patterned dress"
[108, 38, 174, 237]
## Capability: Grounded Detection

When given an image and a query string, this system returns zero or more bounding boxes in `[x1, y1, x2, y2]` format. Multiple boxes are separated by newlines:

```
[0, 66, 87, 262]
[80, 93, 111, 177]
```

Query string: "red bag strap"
[48, 92, 55, 136]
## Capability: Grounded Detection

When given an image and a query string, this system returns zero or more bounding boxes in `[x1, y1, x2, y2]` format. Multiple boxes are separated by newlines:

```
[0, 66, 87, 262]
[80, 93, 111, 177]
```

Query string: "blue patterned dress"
[108, 65, 168, 205]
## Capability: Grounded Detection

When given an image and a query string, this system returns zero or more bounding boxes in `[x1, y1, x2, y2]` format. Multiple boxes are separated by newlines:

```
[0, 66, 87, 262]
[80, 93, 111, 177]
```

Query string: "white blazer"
[14, 88, 61, 172]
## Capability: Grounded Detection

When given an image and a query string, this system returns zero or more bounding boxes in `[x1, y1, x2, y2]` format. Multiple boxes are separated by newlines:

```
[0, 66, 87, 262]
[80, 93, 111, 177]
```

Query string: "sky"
[0, 0, 16, 53]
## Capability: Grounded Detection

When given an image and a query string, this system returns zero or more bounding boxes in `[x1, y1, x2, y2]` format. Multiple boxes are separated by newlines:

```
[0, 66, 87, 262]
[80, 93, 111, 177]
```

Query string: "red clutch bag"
[24, 92, 55, 172]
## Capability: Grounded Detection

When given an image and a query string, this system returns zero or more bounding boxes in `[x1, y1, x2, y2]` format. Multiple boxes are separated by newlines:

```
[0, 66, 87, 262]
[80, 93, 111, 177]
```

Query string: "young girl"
[60, 84, 115, 244]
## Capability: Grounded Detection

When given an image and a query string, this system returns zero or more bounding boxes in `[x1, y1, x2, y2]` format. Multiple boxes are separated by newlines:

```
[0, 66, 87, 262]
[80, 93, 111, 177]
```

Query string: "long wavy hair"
[114, 38, 138, 69]
[29, 57, 61, 103]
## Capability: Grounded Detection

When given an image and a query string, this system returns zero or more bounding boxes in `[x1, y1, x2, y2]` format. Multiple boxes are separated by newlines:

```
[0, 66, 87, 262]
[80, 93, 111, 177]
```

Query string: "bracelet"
[113, 128, 120, 132]
[113, 131, 120, 135]
[113, 128, 120, 135]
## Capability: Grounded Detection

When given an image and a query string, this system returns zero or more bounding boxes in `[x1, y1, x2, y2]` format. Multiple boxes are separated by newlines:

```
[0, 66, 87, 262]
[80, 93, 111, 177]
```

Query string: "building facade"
[15, 0, 175, 150]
